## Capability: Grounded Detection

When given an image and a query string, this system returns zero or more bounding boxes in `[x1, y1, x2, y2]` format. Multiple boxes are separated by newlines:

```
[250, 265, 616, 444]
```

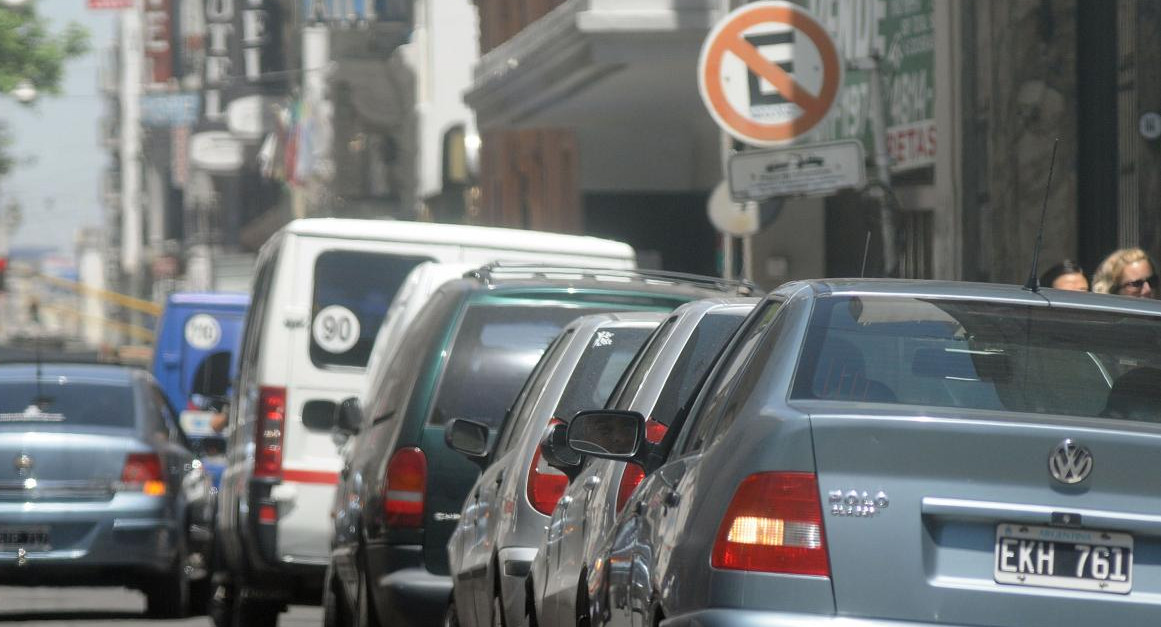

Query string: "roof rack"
[463, 264, 758, 296]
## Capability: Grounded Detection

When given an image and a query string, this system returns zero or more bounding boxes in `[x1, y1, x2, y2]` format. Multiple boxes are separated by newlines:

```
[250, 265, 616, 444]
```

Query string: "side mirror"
[445, 418, 491, 467]
[541, 422, 583, 481]
[567, 410, 645, 461]
[335, 397, 363, 435]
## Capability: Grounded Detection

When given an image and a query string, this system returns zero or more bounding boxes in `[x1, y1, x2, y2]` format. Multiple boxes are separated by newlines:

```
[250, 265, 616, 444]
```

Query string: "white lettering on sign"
[185, 314, 222, 351]
[312, 306, 361, 354]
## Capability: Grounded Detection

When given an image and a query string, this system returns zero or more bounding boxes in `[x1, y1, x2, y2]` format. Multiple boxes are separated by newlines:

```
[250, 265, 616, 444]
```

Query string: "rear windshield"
[552, 327, 654, 422]
[429, 305, 614, 428]
[311, 251, 431, 369]
[790, 296, 1161, 422]
[0, 382, 136, 429]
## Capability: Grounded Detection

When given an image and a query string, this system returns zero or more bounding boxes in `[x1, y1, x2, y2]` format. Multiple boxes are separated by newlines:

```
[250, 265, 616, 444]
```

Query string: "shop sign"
[800, 0, 936, 172]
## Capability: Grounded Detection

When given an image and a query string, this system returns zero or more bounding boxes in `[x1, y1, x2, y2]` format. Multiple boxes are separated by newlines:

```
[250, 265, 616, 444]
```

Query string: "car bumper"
[365, 543, 452, 627]
[662, 610, 973, 627]
[0, 493, 178, 585]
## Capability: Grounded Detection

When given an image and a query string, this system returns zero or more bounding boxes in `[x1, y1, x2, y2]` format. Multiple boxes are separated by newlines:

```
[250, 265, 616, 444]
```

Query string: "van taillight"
[383, 448, 427, 528]
[254, 386, 286, 480]
[527, 446, 568, 516]
[711, 472, 829, 577]
[121, 453, 167, 496]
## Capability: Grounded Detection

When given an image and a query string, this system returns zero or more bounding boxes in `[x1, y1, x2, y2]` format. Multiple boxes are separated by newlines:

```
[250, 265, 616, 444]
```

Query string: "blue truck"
[151, 292, 249, 487]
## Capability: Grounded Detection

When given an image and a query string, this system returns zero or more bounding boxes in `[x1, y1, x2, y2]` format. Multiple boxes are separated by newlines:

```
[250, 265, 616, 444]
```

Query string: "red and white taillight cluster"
[383, 447, 427, 527]
[120, 452, 167, 496]
[711, 472, 829, 577]
[254, 386, 286, 480]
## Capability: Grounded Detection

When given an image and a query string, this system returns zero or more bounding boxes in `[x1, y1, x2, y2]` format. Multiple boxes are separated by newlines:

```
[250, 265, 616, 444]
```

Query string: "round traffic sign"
[698, 1, 842, 147]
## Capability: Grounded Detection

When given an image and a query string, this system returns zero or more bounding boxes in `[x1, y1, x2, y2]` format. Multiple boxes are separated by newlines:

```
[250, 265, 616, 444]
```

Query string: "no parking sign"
[699, 1, 842, 146]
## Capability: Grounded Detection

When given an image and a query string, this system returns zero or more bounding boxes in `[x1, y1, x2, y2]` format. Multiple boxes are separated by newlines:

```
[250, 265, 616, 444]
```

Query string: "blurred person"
[1040, 259, 1089, 291]
[1092, 247, 1159, 298]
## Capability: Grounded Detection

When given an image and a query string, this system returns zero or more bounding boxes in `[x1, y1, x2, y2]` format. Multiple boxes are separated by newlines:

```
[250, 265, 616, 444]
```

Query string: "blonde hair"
[1092, 247, 1152, 294]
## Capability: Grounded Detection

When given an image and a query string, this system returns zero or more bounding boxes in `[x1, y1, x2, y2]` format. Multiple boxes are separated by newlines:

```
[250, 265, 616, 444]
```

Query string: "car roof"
[282, 218, 635, 259]
[0, 362, 139, 385]
[167, 291, 250, 307]
[787, 278, 1161, 315]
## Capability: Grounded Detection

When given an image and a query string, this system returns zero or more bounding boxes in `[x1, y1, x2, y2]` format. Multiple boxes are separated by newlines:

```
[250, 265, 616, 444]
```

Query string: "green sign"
[798, 0, 935, 171]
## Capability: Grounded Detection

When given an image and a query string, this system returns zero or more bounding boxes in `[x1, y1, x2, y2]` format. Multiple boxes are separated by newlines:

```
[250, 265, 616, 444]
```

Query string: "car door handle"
[583, 475, 601, 491]
[494, 470, 505, 485]
[663, 489, 680, 509]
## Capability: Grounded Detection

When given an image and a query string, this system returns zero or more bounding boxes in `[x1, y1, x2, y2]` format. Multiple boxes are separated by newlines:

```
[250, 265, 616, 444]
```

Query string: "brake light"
[711, 472, 829, 577]
[383, 448, 427, 527]
[254, 386, 286, 480]
[527, 446, 568, 516]
[121, 453, 167, 496]
[615, 463, 645, 513]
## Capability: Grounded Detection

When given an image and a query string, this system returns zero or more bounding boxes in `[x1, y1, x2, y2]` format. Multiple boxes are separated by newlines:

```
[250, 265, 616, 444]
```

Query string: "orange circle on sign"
[699, 2, 841, 146]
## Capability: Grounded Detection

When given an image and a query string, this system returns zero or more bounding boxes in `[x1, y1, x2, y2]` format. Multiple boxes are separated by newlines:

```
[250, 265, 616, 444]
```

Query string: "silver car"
[528, 298, 756, 627]
[446, 312, 664, 627]
[0, 362, 211, 618]
[571, 280, 1161, 627]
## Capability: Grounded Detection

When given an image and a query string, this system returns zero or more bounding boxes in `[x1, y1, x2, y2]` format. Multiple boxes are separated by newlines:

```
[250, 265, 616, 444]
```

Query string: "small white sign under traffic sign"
[728, 140, 866, 201]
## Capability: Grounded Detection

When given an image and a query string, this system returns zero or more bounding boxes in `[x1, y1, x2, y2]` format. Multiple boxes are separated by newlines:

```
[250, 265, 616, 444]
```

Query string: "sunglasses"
[1119, 274, 1159, 291]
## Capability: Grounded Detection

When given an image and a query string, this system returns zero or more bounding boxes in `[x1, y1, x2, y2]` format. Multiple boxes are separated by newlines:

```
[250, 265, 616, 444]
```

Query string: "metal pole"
[120, 1, 144, 339]
[718, 0, 742, 280]
[866, 54, 898, 277]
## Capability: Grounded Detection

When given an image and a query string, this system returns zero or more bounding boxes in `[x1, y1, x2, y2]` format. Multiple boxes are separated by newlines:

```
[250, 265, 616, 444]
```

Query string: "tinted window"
[789, 296, 1161, 422]
[496, 331, 573, 455]
[0, 382, 136, 429]
[552, 327, 654, 421]
[428, 305, 607, 428]
[310, 251, 431, 368]
[650, 310, 749, 426]
[610, 317, 678, 410]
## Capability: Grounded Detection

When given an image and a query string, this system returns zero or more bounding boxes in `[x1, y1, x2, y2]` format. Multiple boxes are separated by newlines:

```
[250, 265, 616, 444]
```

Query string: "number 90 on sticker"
[313, 305, 361, 354]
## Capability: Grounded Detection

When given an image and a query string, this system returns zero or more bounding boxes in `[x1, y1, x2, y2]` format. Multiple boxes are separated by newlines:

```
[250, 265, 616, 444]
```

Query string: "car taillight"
[383, 448, 427, 528]
[121, 453, 167, 496]
[527, 446, 568, 516]
[711, 472, 829, 577]
[254, 386, 286, 480]
[644, 419, 667, 444]
[615, 463, 645, 513]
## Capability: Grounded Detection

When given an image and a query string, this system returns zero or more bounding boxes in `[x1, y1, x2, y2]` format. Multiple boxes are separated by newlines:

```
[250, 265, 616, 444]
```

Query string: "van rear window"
[311, 251, 432, 368]
[429, 305, 612, 428]
[0, 382, 136, 429]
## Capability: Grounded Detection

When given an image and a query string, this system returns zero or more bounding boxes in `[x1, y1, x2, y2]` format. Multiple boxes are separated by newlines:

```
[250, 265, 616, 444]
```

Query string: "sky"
[0, 2, 118, 260]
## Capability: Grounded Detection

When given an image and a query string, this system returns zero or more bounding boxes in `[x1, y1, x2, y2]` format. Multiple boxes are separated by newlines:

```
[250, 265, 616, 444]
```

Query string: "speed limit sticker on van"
[185, 314, 222, 350]
[313, 305, 361, 354]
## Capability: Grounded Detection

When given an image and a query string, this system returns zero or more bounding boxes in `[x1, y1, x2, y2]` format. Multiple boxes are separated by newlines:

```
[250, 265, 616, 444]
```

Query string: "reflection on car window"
[553, 327, 653, 422]
[790, 296, 1161, 422]
[651, 311, 749, 427]
[0, 382, 135, 429]
[611, 317, 677, 411]
[310, 251, 431, 369]
[428, 305, 613, 429]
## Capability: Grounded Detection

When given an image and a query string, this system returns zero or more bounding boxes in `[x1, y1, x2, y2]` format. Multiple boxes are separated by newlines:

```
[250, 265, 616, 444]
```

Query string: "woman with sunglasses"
[1093, 247, 1159, 298]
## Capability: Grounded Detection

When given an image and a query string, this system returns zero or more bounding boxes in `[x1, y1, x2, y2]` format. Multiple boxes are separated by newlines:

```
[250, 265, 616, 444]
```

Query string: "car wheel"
[445, 596, 461, 627]
[492, 593, 508, 627]
[357, 566, 383, 627]
[323, 565, 345, 627]
[208, 576, 234, 627]
[232, 596, 280, 627]
[576, 578, 591, 627]
[145, 535, 191, 618]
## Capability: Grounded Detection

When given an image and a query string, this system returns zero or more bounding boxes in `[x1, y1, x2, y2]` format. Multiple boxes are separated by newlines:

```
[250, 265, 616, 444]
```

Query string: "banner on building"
[802, 0, 935, 172]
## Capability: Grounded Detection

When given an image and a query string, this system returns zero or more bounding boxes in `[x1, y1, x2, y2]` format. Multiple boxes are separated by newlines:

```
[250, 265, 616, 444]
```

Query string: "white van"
[212, 218, 634, 624]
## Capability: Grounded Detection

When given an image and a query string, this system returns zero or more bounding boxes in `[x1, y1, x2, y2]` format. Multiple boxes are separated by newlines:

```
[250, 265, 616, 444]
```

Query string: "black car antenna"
[1022, 138, 1060, 293]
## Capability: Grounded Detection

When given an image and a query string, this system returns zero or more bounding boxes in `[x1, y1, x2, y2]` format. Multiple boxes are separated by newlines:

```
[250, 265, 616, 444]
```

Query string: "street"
[0, 588, 321, 626]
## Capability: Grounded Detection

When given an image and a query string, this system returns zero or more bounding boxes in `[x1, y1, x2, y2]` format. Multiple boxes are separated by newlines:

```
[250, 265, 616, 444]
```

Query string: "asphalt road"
[0, 587, 322, 626]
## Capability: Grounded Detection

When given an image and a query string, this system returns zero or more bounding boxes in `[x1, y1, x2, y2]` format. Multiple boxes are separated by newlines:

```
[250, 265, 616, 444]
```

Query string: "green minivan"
[323, 266, 753, 627]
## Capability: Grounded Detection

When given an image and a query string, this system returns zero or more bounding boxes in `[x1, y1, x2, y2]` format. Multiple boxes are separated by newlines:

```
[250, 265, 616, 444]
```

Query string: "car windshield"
[790, 296, 1161, 421]
[0, 381, 135, 429]
[552, 326, 654, 422]
[429, 304, 614, 428]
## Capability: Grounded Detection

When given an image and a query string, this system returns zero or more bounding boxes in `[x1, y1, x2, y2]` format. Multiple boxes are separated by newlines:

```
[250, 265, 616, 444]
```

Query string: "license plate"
[0, 525, 51, 550]
[994, 524, 1132, 594]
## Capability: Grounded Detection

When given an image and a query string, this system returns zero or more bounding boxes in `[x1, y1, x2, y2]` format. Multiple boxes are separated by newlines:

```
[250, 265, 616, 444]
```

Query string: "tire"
[209, 577, 235, 627]
[356, 566, 382, 627]
[146, 536, 191, 619]
[445, 596, 461, 627]
[233, 596, 280, 627]
[492, 593, 507, 627]
[323, 565, 345, 627]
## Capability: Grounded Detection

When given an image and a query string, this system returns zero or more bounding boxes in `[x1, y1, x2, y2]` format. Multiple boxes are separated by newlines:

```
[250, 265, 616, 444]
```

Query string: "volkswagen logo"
[13, 454, 33, 477]
[1049, 439, 1093, 484]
